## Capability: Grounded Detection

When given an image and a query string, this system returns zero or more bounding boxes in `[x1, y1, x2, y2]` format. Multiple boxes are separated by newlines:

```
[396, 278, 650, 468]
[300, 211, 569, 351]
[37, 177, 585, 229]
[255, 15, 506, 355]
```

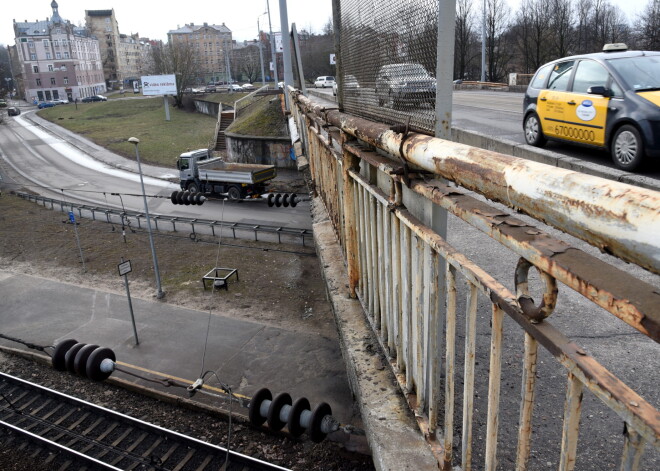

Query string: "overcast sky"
[1, 0, 652, 47]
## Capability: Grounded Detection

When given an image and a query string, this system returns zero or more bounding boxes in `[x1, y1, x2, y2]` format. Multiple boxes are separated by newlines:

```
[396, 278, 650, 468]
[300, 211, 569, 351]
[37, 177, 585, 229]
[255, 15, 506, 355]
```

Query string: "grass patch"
[38, 97, 217, 167]
[226, 95, 287, 137]
[195, 91, 249, 106]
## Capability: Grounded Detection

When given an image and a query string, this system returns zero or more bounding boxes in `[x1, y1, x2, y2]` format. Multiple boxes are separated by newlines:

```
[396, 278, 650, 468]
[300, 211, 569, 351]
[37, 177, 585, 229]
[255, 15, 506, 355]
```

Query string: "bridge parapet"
[291, 89, 659, 470]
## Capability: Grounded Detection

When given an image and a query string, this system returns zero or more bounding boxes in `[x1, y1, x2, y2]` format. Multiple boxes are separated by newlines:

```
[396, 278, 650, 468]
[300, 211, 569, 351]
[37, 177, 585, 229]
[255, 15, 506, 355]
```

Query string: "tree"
[634, 0, 660, 50]
[232, 45, 261, 83]
[549, 0, 574, 58]
[485, 0, 514, 82]
[454, 0, 480, 80]
[513, 0, 552, 73]
[150, 41, 196, 107]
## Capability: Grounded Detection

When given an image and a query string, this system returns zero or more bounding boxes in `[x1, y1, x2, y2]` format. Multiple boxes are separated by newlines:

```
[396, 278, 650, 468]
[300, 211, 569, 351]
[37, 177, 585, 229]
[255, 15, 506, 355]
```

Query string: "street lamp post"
[258, 13, 267, 85]
[128, 137, 164, 299]
[266, 0, 279, 84]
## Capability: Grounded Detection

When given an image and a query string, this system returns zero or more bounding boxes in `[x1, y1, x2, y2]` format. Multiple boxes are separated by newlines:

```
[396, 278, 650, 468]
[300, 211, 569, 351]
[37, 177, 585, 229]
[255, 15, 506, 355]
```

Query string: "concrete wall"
[192, 99, 220, 117]
[225, 133, 295, 169]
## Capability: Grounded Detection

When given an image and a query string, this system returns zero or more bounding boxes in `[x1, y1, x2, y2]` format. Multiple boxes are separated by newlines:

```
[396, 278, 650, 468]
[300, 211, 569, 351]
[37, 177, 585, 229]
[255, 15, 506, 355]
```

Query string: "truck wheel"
[227, 186, 242, 201]
[187, 183, 199, 193]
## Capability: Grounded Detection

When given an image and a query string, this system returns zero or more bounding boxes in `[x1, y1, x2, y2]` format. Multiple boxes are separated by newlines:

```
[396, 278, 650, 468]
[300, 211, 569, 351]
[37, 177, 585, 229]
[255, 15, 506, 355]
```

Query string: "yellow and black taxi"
[523, 44, 660, 170]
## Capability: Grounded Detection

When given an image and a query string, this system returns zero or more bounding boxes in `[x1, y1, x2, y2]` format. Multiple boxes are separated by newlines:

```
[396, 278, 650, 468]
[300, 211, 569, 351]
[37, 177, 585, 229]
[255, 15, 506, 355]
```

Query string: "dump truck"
[176, 149, 276, 201]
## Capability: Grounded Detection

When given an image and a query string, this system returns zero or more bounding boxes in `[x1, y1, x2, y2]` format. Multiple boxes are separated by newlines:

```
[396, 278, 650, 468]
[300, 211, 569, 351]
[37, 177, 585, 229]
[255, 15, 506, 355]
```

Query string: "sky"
[0, 0, 653, 48]
[0, 0, 334, 46]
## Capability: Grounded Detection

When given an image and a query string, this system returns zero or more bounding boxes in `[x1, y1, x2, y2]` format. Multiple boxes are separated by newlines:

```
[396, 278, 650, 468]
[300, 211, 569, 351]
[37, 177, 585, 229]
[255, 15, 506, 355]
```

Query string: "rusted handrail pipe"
[293, 91, 660, 276]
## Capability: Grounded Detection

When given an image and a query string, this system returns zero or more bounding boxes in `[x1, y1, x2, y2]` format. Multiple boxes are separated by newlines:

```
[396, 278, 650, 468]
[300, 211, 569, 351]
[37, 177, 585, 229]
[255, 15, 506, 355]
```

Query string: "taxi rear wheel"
[612, 125, 644, 171]
[524, 113, 546, 147]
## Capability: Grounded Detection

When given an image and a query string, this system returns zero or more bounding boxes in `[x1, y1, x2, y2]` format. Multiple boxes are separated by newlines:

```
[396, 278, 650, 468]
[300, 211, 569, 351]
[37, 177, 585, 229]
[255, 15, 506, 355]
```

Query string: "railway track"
[0, 372, 290, 471]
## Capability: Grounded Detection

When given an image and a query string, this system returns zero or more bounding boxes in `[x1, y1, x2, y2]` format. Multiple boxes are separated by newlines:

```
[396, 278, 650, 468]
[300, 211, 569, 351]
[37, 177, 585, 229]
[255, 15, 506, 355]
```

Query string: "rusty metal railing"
[292, 90, 659, 470]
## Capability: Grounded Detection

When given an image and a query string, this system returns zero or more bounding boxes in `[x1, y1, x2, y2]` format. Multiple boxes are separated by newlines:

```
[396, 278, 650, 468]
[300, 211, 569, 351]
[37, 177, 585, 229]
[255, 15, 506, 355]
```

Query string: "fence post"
[341, 132, 359, 297]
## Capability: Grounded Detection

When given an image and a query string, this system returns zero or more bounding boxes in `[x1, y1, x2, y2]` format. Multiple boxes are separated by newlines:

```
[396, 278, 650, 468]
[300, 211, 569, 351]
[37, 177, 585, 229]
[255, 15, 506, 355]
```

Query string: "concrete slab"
[0, 271, 356, 423]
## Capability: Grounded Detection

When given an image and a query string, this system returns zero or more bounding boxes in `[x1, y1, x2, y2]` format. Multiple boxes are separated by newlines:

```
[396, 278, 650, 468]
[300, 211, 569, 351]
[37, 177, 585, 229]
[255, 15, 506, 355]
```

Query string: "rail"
[291, 90, 659, 470]
[0, 372, 290, 471]
[234, 84, 271, 120]
[14, 192, 313, 246]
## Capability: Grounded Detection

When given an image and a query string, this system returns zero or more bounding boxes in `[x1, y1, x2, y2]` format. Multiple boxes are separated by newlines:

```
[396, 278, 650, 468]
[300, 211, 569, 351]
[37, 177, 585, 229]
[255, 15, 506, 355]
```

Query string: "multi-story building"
[12, 1, 106, 102]
[85, 9, 154, 89]
[168, 23, 233, 84]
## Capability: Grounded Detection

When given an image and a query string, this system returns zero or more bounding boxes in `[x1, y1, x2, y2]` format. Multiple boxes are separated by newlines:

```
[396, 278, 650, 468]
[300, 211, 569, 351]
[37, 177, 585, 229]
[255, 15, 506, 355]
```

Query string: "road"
[0, 109, 313, 231]
[313, 87, 660, 184]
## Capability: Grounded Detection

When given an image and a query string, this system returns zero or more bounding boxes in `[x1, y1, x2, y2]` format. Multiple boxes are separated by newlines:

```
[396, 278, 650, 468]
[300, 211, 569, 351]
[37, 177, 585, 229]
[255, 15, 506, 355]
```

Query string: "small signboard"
[141, 74, 177, 96]
[118, 260, 132, 276]
[330, 53, 336, 65]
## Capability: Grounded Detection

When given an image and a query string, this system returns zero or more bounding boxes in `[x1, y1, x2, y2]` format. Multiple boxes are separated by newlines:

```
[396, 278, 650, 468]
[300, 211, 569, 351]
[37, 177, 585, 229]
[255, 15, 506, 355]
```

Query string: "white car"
[314, 76, 335, 88]
[241, 83, 255, 91]
[228, 84, 243, 91]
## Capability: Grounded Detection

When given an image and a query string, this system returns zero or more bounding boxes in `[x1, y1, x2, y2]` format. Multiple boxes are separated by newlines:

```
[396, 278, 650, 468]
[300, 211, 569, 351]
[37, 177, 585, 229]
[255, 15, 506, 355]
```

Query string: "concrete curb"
[312, 216, 438, 470]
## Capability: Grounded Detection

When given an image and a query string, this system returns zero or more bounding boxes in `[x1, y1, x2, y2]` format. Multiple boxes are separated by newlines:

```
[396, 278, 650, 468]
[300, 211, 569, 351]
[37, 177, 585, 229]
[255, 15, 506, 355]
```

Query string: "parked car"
[7, 106, 21, 116]
[0, 99, 7, 108]
[241, 83, 256, 91]
[375, 63, 436, 108]
[51, 98, 70, 105]
[523, 43, 660, 171]
[37, 101, 56, 109]
[314, 76, 335, 88]
[81, 95, 107, 103]
[333, 74, 360, 97]
[204, 85, 217, 93]
[228, 84, 243, 91]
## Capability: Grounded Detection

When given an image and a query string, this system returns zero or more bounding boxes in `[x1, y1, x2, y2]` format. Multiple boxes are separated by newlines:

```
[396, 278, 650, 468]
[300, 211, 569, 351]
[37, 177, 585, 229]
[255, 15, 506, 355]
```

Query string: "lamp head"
[128, 137, 140, 144]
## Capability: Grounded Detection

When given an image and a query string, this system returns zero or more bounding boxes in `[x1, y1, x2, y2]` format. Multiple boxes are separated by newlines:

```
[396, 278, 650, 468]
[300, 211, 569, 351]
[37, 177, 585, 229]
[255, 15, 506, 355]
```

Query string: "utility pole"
[266, 0, 279, 83]
[258, 17, 266, 85]
[279, 0, 294, 105]
[481, 0, 486, 82]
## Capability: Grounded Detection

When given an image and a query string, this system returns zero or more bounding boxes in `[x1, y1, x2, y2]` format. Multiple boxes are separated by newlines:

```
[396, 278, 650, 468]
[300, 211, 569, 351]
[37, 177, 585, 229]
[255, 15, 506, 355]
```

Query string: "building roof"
[86, 10, 114, 17]
[14, 1, 93, 38]
[168, 23, 232, 35]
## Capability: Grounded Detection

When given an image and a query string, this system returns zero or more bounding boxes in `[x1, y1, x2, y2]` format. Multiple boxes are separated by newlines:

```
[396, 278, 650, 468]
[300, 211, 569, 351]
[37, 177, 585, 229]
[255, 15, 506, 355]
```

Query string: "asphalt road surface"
[0, 109, 313, 231]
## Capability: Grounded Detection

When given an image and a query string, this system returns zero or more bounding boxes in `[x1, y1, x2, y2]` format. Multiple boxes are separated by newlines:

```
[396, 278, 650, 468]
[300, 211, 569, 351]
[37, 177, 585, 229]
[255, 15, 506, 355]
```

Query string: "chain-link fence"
[337, 0, 439, 135]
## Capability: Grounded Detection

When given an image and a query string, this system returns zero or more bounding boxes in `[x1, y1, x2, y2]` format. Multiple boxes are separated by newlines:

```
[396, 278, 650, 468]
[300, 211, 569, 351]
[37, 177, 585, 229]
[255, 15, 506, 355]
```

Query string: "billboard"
[141, 74, 177, 95]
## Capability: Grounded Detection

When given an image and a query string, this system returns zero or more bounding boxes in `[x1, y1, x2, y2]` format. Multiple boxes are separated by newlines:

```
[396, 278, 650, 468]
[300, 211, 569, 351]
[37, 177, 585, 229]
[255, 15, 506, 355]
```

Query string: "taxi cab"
[523, 44, 660, 170]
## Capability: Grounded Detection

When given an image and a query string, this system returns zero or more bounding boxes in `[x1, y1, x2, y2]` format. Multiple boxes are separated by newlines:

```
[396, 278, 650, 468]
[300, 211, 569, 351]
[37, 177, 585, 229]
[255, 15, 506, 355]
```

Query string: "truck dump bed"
[197, 158, 277, 184]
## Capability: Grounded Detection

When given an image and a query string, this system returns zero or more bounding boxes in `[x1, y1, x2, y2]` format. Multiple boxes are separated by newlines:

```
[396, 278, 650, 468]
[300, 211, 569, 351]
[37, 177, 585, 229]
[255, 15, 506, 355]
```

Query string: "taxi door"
[539, 60, 610, 146]
[536, 60, 575, 140]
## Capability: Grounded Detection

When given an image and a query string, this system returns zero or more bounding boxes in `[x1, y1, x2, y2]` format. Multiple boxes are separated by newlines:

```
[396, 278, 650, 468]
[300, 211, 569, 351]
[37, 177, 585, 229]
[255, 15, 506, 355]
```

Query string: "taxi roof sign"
[603, 43, 628, 52]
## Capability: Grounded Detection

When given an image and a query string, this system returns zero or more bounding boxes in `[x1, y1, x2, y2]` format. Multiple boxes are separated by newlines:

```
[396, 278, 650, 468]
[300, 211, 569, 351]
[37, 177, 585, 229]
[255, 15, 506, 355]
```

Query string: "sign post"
[69, 211, 86, 272]
[118, 258, 139, 345]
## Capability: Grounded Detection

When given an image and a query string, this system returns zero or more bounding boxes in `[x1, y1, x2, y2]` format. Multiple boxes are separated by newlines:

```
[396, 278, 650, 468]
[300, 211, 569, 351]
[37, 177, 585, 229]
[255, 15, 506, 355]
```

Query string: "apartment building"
[12, 1, 105, 102]
[168, 23, 233, 83]
[85, 9, 154, 89]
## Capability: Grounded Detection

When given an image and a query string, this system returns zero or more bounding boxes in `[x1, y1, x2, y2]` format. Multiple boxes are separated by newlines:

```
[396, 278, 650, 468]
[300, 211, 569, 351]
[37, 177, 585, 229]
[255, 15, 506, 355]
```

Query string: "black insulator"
[282, 194, 290, 207]
[248, 388, 272, 427]
[275, 193, 282, 207]
[290, 193, 298, 208]
[64, 342, 86, 373]
[170, 191, 179, 204]
[267, 193, 275, 207]
[86, 347, 116, 382]
[287, 397, 310, 438]
[309, 402, 332, 443]
[51, 339, 78, 371]
[267, 392, 292, 431]
[73, 344, 99, 377]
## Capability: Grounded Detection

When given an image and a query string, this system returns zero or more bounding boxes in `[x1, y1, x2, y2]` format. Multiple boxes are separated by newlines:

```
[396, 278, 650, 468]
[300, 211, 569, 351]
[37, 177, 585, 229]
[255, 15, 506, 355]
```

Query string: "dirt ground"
[0, 189, 375, 470]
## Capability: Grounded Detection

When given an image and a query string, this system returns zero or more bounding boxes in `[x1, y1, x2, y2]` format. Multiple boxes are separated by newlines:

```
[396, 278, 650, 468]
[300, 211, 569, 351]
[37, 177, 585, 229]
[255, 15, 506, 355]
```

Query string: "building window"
[28, 41, 35, 48]
[43, 39, 49, 47]
[53, 39, 59, 46]
[53, 90, 59, 99]
[36, 78, 41, 86]
[33, 65, 39, 73]
[64, 52, 69, 59]
[64, 77, 68, 84]
[30, 53, 37, 60]
[56, 52, 61, 59]
[46, 52, 52, 59]
[48, 65, 54, 72]
[51, 77, 56, 85]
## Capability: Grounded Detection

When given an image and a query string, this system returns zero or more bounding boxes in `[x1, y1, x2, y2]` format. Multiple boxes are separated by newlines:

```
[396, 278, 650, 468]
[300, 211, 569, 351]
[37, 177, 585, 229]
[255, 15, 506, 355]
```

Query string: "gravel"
[0, 350, 375, 471]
